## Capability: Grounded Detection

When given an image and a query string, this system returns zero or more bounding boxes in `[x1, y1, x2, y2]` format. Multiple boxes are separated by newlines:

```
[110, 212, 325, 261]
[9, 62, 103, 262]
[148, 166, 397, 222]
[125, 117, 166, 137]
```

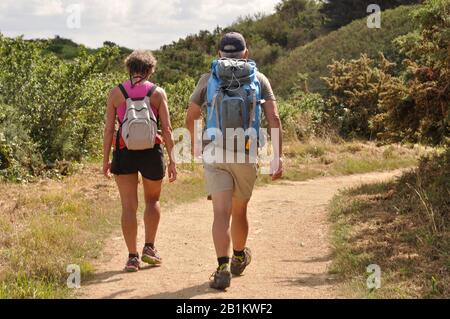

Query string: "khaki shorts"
[204, 162, 258, 200]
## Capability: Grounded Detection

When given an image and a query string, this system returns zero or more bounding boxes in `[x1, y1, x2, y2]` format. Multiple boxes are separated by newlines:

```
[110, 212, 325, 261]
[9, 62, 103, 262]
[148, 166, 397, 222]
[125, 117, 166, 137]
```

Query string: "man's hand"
[270, 157, 283, 181]
[103, 161, 112, 179]
[168, 161, 177, 183]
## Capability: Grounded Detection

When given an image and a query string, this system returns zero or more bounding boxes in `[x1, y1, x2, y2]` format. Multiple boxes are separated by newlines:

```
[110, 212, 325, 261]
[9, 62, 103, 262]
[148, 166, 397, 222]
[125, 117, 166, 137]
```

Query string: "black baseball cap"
[219, 32, 247, 53]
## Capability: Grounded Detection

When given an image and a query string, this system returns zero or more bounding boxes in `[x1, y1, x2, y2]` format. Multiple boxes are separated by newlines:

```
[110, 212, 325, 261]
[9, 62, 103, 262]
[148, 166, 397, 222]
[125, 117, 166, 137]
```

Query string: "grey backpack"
[117, 84, 158, 151]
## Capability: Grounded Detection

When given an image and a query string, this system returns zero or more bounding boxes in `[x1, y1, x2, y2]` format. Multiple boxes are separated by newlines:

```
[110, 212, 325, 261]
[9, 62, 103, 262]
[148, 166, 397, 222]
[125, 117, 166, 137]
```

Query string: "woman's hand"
[168, 161, 177, 183]
[103, 160, 112, 179]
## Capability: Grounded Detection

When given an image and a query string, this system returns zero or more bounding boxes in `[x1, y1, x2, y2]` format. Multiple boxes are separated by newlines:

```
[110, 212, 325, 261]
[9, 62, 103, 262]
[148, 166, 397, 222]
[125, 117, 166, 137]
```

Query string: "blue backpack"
[206, 58, 263, 152]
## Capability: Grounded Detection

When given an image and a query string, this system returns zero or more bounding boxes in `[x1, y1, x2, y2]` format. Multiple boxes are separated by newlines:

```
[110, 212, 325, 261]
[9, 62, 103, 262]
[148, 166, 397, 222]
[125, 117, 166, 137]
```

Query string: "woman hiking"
[103, 50, 177, 272]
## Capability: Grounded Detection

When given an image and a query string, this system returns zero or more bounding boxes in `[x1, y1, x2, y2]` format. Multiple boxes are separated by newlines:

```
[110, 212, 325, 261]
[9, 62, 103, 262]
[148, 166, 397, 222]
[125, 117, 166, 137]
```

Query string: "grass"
[280, 140, 424, 181]
[328, 148, 449, 298]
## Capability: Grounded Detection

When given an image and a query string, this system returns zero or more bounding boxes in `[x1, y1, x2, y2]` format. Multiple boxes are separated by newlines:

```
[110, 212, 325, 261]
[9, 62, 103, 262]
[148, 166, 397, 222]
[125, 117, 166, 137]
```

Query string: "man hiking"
[186, 32, 283, 290]
[103, 50, 177, 272]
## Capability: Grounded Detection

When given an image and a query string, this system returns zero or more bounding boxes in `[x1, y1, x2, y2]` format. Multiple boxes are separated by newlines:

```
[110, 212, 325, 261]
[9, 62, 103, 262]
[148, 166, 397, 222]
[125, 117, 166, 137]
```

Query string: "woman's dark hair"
[124, 50, 157, 76]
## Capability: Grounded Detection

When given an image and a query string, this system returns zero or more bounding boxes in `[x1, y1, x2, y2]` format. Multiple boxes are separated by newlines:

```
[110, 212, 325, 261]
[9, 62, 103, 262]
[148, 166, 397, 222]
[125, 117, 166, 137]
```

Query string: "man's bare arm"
[186, 103, 202, 156]
[262, 99, 283, 180]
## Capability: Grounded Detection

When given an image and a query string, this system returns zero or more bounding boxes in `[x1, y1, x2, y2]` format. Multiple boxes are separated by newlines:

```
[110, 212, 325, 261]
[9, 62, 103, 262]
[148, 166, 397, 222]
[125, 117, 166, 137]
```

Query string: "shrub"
[322, 53, 398, 139]
[164, 77, 196, 130]
[0, 35, 123, 180]
[377, 0, 450, 145]
[277, 91, 328, 139]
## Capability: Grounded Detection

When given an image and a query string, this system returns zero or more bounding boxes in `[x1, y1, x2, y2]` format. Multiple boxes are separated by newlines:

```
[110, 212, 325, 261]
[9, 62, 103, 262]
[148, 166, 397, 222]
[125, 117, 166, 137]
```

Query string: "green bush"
[164, 77, 196, 129]
[322, 53, 398, 139]
[278, 91, 327, 139]
[0, 105, 44, 181]
[0, 35, 123, 180]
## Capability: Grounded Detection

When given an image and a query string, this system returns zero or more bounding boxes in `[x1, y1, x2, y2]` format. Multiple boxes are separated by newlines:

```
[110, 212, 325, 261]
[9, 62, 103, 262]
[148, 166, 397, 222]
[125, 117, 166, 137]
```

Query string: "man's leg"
[211, 190, 233, 259]
[231, 198, 250, 252]
[141, 178, 163, 265]
[204, 162, 234, 289]
[209, 189, 233, 290]
[228, 163, 257, 276]
[115, 174, 139, 262]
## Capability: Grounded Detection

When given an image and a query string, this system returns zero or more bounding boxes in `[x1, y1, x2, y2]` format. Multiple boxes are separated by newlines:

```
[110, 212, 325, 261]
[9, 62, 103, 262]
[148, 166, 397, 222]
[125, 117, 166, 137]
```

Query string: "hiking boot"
[209, 264, 232, 290]
[124, 256, 140, 272]
[142, 246, 162, 266]
[231, 247, 252, 276]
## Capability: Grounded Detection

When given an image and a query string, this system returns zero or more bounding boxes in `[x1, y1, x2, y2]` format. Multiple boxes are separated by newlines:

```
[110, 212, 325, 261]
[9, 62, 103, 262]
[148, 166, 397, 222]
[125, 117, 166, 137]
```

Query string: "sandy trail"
[79, 170, 402, 299]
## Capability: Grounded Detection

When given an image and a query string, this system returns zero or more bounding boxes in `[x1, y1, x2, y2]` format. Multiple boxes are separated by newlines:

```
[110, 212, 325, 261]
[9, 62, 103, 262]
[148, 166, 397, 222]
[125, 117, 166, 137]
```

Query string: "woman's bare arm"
[102, 87, 120, 178]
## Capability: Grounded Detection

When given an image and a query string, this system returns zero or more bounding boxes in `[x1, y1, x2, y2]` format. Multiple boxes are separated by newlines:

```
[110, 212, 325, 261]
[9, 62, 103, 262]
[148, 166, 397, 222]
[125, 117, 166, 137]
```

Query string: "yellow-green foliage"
[164, 77, 196, 130]
[322, 53, 400, 139]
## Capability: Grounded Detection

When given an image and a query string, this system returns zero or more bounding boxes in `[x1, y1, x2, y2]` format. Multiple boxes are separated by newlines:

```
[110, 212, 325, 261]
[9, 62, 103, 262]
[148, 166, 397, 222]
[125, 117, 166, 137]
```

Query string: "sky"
[0, 0, 280, 49]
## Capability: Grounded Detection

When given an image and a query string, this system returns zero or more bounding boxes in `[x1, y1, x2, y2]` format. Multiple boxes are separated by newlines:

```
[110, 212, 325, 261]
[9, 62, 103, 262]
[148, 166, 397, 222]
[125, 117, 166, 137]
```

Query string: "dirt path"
[79, 170, 403, 299]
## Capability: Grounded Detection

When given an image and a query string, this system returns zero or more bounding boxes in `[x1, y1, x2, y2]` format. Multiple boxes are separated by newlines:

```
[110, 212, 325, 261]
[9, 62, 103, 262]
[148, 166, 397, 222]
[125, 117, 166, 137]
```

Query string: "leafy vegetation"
[377, 0, 450, 145]
[0, 36, 124, 181]
[322, 53, 402, 139]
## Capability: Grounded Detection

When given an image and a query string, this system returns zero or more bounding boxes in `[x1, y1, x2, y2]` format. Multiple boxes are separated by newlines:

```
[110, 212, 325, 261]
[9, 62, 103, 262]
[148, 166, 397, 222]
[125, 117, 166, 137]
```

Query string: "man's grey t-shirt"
[189, 71, 276, 113]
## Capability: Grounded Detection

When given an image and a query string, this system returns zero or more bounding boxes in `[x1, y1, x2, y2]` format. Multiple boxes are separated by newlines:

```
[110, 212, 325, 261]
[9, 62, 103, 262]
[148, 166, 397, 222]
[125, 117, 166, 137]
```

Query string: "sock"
[233, 250, 245, 258]
[129, 253, 139, 259]
[217, 257, 230, 267]
[145, 243, 155, 249]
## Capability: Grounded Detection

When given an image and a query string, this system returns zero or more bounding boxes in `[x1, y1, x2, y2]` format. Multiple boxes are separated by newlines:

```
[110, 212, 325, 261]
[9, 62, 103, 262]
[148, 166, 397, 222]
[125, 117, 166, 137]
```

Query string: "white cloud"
[0, 0, 279, 49]
[34, 0, 65, 16]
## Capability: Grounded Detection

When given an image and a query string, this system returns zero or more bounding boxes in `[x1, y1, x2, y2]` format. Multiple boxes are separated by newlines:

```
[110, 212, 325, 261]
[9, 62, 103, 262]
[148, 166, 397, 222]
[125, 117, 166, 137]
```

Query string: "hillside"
[269, 5, 418, 96]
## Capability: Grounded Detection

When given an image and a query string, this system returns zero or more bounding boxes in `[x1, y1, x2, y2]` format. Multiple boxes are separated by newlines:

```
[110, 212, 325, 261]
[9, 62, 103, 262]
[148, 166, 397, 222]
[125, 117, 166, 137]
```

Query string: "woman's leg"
[115, 174, 139, 254]
[142, 178, 163, 245]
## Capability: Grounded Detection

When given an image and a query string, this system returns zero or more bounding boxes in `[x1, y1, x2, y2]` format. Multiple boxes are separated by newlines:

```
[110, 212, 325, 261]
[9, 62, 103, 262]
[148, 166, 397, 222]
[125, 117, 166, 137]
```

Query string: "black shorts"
[111, 144, 165, 181]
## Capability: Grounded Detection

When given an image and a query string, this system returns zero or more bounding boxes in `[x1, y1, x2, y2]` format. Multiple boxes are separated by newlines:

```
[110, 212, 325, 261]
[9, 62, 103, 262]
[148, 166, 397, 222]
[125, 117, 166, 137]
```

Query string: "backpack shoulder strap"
[118, 84, 129, 99]
[146, 85, 158, 98]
